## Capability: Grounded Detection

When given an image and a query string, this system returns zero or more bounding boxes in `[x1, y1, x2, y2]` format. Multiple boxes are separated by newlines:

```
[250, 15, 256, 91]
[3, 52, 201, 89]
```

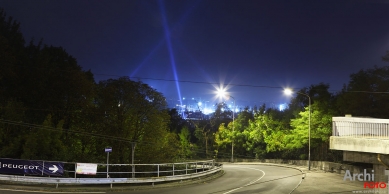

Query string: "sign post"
[131, 142, 136, 178]
[105, 147, 112, 178]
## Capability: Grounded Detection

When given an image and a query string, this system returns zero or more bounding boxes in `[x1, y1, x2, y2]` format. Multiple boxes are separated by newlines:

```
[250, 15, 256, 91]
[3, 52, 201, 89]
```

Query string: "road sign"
[43, 161, 64, 176]
[0, 158, 64, 176]
[105, 147, 112, 152]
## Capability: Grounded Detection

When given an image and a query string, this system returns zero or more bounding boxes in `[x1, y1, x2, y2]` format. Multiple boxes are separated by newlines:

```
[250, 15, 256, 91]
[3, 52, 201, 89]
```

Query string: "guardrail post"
[196, 162, 197, 173]
[173, 163, 175, 176]
[132, 164, 135, 178]
[157, 164, 159, 177]
[186, 163, 188, 174]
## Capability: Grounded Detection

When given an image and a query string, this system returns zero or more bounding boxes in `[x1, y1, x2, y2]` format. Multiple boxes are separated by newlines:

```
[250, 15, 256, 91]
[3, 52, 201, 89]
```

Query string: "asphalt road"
[0, 164, 304, 194]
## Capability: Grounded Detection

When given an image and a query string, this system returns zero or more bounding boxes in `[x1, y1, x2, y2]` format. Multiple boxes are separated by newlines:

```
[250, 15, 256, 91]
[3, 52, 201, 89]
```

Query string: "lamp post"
[230, 96, 235, 163]
[284, 88, 311, 170]
[216, 88, 235, 163]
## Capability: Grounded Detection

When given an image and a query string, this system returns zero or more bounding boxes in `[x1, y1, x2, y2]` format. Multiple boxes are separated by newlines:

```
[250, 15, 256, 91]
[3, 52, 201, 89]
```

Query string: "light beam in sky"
[158, 0, 183, 108]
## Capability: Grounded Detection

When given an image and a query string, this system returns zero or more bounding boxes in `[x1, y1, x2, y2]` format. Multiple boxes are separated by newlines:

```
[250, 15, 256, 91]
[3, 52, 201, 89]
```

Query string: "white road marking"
[223, 166, 266, 194]
[0, 188, 105, 193]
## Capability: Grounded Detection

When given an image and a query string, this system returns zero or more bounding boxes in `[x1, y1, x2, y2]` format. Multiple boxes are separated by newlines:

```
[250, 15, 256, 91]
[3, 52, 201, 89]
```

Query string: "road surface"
[0, 164, 303, 194]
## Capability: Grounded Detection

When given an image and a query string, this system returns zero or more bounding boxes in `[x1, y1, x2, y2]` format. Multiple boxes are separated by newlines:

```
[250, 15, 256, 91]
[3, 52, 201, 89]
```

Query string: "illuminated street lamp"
[284, 88, 311, 170]
[216, 88, 236, 163]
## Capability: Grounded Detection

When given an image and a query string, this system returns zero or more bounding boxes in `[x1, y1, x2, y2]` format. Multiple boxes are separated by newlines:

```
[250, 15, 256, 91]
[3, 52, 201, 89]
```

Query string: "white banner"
[76, 163, 97, 175]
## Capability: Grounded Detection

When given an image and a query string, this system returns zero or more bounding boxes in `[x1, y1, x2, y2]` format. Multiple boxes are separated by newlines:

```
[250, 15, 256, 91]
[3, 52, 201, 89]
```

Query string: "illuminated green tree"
[178, 127, 194, 159]
[244, 111, 284, 158]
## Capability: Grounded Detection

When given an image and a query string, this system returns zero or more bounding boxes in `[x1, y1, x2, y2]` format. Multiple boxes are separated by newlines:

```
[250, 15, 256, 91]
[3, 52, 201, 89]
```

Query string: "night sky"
[2, 0, 389, 110]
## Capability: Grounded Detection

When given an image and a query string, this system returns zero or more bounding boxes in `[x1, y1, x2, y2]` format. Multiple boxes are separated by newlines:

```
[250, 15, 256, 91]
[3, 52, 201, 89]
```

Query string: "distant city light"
[203, 108, 213, 114]
[279, 103, 288, 111]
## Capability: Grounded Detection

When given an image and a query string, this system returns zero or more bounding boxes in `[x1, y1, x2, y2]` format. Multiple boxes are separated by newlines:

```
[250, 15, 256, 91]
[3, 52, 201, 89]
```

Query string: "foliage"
[21, 115, 68, 161]
[245, 110, 285, 157]
[178, 127, 194, 159]
[215, 106, 290, 159]
[284, 105, 332, 149]
[214, 122, 232, 153]
[193, 120, 213, 158]
[0, 100, 26, 158]
[93, 77, 176, 163]
[168, 108, 186, 133]
[336, 66, 389, 118]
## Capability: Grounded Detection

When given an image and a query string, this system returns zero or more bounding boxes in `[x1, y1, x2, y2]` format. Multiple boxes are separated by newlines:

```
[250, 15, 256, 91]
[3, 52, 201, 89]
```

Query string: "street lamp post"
[284, 88, 311, 170]
[230, 96, 235, 163]
[216, 88, 235, 163]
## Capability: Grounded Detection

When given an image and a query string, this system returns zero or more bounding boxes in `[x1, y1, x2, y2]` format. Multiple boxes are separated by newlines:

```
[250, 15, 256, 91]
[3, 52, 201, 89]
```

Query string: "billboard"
[76, 163, 98, 175]
[0, 158, 64, 176]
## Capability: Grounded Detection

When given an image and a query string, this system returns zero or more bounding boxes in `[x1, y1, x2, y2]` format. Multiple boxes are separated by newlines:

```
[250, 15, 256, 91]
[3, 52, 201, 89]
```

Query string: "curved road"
[1, 164, 304, 194]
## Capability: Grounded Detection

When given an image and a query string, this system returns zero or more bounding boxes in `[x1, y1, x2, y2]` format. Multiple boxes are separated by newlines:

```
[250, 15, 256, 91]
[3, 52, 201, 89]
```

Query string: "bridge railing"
[332, 117, 389, 139]
[0, 160, 223, 188]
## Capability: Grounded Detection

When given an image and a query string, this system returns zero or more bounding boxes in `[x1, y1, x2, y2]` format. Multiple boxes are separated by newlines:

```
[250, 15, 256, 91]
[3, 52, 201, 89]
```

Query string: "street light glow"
[216, 88, 227, 99]
[284, 88, 293, 95]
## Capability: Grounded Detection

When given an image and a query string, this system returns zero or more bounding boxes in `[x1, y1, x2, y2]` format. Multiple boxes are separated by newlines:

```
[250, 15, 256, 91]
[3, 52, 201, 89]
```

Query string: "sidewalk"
[292, 165, 386, 194]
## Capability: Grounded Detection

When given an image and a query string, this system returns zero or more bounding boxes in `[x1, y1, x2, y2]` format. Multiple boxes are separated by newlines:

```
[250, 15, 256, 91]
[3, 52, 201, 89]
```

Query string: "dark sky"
[2, 0, 389, 110]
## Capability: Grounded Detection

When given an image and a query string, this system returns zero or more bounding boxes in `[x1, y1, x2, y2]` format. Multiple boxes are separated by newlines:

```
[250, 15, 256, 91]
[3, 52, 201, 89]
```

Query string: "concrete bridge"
[330, 116, 389, 182]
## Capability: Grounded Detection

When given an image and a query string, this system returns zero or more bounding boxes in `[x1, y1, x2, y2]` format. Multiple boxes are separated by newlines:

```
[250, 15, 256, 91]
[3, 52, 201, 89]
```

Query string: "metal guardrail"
[0, 160, 223, 188]
[332, 117, 389, 139]
[80, 160, 217, 178]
